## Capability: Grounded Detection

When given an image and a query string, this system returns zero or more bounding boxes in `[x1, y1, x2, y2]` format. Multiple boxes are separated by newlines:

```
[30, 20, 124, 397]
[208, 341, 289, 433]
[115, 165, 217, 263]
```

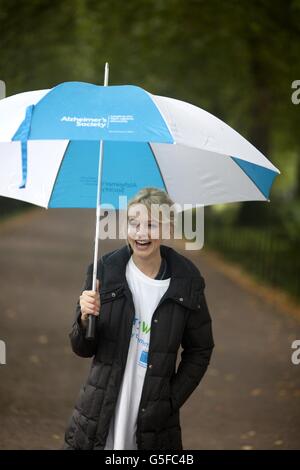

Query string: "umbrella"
[0, 63, 281, 338]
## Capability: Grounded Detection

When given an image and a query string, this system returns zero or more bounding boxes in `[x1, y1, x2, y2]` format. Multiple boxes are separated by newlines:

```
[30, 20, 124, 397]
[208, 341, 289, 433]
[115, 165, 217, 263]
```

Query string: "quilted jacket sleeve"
[68, 260, 103, 358]
[170, 276, 214, 412]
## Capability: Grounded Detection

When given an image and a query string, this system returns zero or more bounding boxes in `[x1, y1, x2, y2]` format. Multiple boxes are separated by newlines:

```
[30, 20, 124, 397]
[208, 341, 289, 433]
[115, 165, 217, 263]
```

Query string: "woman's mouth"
[134, 240, 152, 250]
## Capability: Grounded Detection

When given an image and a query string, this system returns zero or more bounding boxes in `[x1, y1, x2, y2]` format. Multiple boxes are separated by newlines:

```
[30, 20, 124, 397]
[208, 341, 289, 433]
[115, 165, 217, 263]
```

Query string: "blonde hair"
[127, 187, 175, 226]
[123, 187, 176, 247]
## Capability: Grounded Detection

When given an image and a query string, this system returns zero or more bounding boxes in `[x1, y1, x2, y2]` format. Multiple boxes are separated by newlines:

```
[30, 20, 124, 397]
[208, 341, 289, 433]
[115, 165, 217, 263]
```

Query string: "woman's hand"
[80, 279, 101, 323]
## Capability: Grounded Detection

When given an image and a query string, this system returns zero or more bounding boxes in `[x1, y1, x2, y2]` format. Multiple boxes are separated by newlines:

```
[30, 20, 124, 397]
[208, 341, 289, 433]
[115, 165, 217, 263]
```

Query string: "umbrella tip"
[104, 63, 109, 86]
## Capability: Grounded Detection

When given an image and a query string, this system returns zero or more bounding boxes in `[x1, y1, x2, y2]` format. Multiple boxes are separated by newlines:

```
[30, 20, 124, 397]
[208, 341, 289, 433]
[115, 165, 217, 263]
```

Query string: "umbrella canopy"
[0, 81, 280, 209]
[0, 69, 281, 339]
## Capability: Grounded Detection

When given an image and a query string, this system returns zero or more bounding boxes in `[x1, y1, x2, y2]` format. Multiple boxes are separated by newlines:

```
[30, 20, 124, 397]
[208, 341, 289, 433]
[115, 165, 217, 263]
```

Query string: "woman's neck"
[132, 251, 162, 279]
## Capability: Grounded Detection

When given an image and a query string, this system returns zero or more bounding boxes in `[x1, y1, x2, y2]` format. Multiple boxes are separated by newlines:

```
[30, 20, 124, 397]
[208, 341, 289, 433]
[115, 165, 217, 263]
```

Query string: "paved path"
[0, 208, 299, 449]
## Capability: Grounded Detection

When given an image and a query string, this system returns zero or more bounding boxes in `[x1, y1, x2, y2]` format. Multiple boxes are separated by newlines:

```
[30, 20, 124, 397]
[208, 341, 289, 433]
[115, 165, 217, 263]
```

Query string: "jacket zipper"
[135, 289, 174, 447]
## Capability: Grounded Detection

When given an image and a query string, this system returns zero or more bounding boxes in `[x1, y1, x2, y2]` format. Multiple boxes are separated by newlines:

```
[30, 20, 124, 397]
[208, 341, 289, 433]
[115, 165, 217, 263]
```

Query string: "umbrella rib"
[147, 143, 168, 193]
[46, 141, 71, 208]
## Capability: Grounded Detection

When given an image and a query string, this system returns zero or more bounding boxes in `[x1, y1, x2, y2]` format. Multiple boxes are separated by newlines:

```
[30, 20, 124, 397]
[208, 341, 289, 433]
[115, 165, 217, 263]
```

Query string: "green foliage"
[206, 223, 300, 300]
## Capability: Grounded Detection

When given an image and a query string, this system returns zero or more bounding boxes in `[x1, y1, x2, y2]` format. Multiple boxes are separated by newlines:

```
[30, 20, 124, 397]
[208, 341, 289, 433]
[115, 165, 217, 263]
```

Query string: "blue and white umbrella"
[0, 71, 280, 209]
[0, 63, 280, 336]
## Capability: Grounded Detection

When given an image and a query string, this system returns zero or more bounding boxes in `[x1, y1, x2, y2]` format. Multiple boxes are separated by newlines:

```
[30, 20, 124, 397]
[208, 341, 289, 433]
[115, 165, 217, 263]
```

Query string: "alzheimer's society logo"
[60, 115, 135, 128]
[0, 340, 6, 365]
[61, 116, 108, 128]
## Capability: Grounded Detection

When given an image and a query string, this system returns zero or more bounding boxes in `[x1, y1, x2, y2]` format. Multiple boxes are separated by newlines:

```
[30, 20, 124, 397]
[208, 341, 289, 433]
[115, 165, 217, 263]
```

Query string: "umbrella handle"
[85, 273, 99, 340]
[85, 270, 99, 341]
[86, 314, 96, 340]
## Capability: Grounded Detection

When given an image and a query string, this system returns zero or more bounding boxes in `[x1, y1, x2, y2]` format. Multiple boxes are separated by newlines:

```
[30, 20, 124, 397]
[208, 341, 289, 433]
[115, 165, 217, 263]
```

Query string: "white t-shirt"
[104, 255, 170, 450]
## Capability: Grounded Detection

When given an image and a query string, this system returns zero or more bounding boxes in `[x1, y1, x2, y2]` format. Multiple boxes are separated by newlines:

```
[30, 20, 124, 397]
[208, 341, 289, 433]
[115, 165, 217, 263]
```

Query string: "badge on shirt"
[139, 350, 148, 368]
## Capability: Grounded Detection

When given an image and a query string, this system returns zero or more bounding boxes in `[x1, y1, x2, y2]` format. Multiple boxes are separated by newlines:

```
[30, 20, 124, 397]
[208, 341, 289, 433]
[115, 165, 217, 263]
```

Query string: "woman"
[63, 187, 214, 450]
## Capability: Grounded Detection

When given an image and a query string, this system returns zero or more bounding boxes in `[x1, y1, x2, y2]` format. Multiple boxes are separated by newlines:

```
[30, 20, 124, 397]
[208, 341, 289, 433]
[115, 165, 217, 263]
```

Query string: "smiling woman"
[125, 187, 176, 278]
[63, 186, 214, 451]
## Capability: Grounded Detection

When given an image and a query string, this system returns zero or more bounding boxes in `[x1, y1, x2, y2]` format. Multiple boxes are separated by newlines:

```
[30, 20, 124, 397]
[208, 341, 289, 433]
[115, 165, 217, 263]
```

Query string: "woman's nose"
[136, 224, 149, 237]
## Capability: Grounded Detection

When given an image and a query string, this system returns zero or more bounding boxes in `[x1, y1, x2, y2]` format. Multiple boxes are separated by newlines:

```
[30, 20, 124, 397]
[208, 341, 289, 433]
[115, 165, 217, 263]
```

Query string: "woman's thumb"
[96, 279, 100, 292]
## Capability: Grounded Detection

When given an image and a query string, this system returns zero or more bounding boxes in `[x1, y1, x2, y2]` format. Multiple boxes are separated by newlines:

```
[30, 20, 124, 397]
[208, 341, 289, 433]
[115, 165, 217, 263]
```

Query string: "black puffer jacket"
[63, 244, 214, 450]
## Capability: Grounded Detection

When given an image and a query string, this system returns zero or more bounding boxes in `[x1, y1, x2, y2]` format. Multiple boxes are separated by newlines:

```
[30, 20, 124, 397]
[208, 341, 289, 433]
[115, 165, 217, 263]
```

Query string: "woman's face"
[127, 204, 162, 259]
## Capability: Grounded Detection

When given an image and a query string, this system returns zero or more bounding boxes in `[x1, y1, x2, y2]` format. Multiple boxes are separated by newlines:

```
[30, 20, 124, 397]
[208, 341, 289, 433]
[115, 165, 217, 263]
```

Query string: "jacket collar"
[100, 244, 204, 308]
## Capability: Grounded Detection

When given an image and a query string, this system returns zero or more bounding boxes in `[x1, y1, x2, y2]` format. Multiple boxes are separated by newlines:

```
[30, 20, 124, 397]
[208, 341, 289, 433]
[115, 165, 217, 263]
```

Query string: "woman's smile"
[134, 239, 152, 250]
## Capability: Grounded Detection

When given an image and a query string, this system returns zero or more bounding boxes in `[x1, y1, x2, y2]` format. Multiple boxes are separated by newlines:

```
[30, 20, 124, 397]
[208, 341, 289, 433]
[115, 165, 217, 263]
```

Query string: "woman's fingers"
[81, 297, 100, 307]
[82, 300, 99, 310]
[81, 293, 100, 305]
[84, 310, 99, 316]
[80, 281, 101, 320]
[82, 290, 98, 299]
[80, 295, 100, 314]
[81, 303, 99, 315]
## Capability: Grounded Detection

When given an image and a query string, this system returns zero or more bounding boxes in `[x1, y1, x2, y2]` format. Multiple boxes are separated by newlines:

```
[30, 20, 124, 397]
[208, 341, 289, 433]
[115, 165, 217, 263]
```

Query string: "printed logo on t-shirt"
[139, 350, 148, 368]
[131, 316, 151, 368]
[131, 317, 151, 335]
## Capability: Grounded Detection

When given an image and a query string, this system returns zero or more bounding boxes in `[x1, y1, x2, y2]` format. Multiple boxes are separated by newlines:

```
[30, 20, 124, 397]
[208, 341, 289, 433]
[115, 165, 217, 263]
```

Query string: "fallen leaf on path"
[250, 388, 262, 396]
[37, 335, 48, 345]
[274, 440, 283, 446]
[29, 354, 40, 364]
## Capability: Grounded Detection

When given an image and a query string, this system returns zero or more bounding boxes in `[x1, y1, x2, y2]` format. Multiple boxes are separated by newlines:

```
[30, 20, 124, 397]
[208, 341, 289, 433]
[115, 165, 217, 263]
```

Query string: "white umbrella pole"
[86, 62, 109, 340]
